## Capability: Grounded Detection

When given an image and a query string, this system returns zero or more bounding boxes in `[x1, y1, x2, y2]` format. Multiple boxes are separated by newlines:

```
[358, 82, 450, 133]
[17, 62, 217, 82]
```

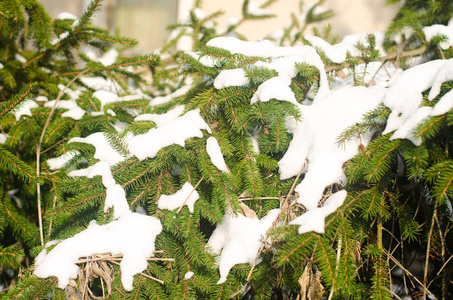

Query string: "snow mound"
[157, 182, 199, 213]
[279, 86, 385, 210]
[207, 209, 280, 284]
[34, 213, 162, 291]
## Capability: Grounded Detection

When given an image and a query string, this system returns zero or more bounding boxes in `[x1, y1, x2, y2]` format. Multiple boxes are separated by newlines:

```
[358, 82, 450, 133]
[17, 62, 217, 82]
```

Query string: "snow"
[35, 96, 48, 102]
[431, 89, 453, 116]
[44, 100, 85, 120]
[150, 84, 192, 107]
[279, 86, 385, 210]
[157, 182, 199, 213]
[85, 48, 119, 66]
[134, 105, 185, 126]
[34, 213, 162, 291]
[247, 2, 272, 16]
[58, 84, 82, 101]
[207, 209, 280, 284]
[56, 12, 77, 20]
[0, 134, 6, 144]
[206, 137, 229, 173]
[13, 100, 39, 121]
[423, 22, 453, 50]
[47, 150, 79, 170]
[214, 69, 250, 89]
[184, 271, 194, 280]
[290, 190, 347, 234]
[105, 184, 131, 218]
[69, 132, 125, 166]
[80, 76, 116, 92]
[92, 89, 119, 109]
[30, 17, 453, 290]
[128, 109, 211, 161]
[304, 31, 386, 64]
[14, 53, 26, 63]
[208, 38, 329, 102]
[187, 51, 217, 68]
[428, 59, 453, 100]
[250, 76, 297, 104]
[382, 60, 447, 135]
[390, 107, 432, 146]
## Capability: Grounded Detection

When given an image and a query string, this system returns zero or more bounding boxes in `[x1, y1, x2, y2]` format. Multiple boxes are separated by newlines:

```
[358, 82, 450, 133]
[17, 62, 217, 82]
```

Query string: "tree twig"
[423, 201, 437, 300]
[109, 260, 164, 284]
[36, 69, 89, 246]
[325, 46, 428, 73]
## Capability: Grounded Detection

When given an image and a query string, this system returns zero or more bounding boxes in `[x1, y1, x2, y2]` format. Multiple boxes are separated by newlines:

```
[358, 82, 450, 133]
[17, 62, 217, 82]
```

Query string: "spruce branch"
[325, 46, 428, 73]
[0, 83, 36, 120]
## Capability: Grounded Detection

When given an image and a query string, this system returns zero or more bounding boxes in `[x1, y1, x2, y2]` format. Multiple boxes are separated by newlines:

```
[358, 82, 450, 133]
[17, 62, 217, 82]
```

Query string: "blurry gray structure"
[39, 0, 397, 54]
[40, 0, 179, 54]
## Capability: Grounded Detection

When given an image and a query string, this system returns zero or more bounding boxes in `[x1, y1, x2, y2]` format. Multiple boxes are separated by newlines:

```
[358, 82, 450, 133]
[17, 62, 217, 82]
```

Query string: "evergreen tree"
[1, 0, 453, 299]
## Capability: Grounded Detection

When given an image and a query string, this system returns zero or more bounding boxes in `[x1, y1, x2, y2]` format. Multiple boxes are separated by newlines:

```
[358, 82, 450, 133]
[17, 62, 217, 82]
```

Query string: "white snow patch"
[251, 76, 297, 104]
[15, 54, 26, 63]
[431, 89, 453, 116]
[0, 134, 7, 144]
[56, 12, 77, 20]
[13, 100, 39, 121]
[157, 182, 199, 213]
[128, 109, 211, 161]
[92, 89, 119, 109]
[47, 151, 79, 170]
[85, 48, 119, 66]
[151, 84, 192, 107]
[184, 271, 194, 280]
[214, 69, 249, 89]
[44, 100, 85, 120]
[428, 59, 453, 100]
[290, 190, 347, 234]
[279, 86, 384, 210]
[35, 96, 48, 102]
[207, 209, 280, 284]
[105, 184, 131, 218]
[247, 2, 272, 16]
[383, 60, 448, 135]
[206, 137, 229, 173]
[69, 132, 125, 166]
[134, 105, 185, 126]
[34, 213, 162, 291]
[187, 51, 217, 68]
[252, 49, 329, 102]
[304, 31, 386, 64]
[80, 77, 116, 92]
[57, 84, 82, 101]
[423, 23, 453, 50]
[390, 106, 432, 146]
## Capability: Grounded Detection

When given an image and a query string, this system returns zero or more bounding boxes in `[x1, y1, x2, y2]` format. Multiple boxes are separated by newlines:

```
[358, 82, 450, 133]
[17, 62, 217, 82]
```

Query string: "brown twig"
[109, 261, 164, 284]
[325, 46, 428, 73]
[36, 69, 89, 246]
[75, 253, 174, 264]
[423, 201, 437, 300]
[383, 248, 437, 300]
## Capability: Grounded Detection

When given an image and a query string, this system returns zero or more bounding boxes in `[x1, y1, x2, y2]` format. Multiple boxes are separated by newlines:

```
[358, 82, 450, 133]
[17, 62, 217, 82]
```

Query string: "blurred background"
[39, 0, 398, 54]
